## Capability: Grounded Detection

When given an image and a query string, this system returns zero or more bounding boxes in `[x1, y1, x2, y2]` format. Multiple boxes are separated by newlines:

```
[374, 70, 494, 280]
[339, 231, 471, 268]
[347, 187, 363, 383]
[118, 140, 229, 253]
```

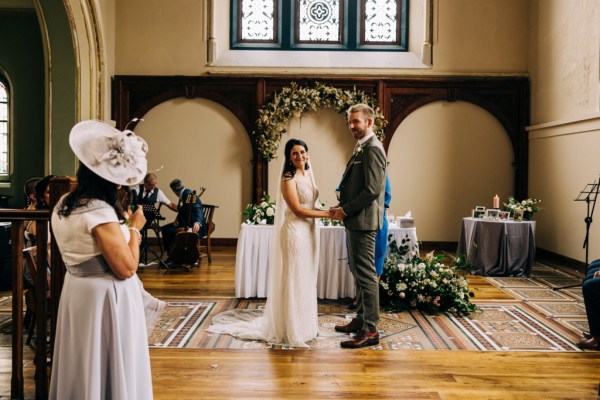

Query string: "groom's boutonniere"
[354, 144, 364, 155]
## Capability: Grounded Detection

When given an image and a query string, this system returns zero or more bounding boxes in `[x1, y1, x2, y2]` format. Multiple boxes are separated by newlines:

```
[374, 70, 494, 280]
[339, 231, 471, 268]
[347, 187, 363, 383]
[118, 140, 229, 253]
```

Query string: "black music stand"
[139, 203, 169, 269]
[553, 178, 600, 291]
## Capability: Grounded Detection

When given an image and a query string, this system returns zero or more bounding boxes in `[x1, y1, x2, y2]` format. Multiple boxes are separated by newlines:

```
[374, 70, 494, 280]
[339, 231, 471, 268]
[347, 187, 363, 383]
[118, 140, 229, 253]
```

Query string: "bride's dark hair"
[282, 138, 310, 180]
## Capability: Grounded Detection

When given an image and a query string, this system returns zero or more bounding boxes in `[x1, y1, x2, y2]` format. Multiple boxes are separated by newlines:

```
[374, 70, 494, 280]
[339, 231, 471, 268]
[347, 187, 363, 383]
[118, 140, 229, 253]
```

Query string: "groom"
[330, 103, 387, 349]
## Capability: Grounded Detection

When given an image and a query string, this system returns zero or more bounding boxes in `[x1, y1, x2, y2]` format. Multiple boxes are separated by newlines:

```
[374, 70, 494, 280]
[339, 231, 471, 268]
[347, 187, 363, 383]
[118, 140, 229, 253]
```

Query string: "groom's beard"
[351, 128, 367, 140]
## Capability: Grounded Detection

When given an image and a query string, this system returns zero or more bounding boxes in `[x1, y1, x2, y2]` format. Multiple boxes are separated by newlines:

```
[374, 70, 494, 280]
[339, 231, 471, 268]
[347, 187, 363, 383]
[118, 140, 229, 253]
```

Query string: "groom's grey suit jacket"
[339, 135, 387, 231]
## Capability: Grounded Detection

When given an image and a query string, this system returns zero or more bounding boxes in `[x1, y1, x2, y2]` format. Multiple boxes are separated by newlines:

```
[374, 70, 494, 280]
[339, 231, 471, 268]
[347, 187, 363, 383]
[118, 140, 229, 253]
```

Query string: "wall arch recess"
[112, 75, 529, 201]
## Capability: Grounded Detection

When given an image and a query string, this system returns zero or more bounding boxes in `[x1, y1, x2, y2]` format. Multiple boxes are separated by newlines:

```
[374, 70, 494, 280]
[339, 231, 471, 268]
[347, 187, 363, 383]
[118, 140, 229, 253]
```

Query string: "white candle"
[493, 195, 499, 209]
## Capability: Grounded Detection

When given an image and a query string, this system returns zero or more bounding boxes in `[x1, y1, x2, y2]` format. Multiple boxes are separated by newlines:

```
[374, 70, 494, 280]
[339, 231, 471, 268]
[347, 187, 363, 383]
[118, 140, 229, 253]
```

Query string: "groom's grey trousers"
[346, 229, 379, 332]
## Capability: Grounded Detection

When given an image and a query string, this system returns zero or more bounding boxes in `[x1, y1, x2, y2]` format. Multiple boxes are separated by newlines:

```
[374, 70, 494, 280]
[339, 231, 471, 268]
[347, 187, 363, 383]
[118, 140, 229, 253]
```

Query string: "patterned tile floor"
[146, 260, 587, 351]
[0, 261, 589, 351]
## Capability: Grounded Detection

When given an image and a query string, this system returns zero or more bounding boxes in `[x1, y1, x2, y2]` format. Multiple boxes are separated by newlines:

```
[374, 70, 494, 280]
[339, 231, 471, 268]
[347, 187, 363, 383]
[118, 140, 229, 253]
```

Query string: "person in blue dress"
[374, 175, 392, 276]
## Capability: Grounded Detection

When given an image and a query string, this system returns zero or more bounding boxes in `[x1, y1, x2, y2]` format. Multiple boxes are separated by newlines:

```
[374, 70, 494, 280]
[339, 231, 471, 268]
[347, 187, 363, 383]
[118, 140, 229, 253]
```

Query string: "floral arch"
[254, 82, 388, 161]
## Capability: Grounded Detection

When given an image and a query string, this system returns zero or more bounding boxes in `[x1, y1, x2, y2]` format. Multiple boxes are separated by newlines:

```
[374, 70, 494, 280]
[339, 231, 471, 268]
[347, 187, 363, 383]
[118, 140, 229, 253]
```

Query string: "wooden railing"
[0, 176, 75, 399]
[0, 210, 50, 399]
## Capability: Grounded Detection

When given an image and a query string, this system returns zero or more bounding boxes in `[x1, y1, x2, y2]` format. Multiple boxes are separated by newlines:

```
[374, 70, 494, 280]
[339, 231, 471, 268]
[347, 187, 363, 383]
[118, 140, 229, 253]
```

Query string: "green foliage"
[254, 82, 387, 161]
[380, 237, 477, 315]
[242, 193, 276, 225]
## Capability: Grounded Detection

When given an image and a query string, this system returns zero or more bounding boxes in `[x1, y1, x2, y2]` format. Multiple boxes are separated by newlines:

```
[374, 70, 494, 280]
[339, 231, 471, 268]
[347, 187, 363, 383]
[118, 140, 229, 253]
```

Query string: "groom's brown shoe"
[334, 318, 362, 334]
[340, 330, 380, 349]
[576, 336, 600, 351]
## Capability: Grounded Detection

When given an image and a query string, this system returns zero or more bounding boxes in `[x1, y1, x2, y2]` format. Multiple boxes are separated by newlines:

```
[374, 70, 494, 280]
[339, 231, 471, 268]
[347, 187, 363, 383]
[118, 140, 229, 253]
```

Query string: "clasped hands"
[328, 205, 346, 221]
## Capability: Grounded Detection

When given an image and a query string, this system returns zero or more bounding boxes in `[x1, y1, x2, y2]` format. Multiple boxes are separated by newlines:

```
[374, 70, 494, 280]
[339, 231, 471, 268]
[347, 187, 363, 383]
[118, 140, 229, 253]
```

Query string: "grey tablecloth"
[457, 217, 536, 276]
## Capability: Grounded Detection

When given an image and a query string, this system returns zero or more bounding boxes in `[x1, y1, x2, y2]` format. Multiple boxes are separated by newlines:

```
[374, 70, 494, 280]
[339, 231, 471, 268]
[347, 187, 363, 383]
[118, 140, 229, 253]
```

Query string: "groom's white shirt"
[357, 131, 375, 146]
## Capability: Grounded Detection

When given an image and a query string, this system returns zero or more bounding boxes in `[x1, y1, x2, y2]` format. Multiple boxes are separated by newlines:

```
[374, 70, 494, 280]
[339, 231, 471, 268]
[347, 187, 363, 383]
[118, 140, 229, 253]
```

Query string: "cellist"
[161, 179, 207, 263]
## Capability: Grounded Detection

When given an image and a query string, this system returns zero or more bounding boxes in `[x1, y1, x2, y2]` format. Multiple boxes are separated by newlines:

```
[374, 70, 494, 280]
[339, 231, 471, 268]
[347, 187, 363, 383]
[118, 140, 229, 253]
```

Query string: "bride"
[207, 138, 330, 347]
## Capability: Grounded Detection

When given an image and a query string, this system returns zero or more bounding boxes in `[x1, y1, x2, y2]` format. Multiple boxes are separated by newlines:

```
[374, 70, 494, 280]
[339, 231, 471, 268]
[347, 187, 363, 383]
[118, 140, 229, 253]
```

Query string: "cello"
[168, 190, 201, 267]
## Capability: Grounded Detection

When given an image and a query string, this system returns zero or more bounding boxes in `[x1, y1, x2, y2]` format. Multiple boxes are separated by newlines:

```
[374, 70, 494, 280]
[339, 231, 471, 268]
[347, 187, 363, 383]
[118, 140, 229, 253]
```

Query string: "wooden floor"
[2, 246, 600, 399]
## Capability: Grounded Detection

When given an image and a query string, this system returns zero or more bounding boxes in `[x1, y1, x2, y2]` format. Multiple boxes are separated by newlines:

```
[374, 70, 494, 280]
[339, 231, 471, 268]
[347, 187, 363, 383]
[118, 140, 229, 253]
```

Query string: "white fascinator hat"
[69, 120, 148, 186]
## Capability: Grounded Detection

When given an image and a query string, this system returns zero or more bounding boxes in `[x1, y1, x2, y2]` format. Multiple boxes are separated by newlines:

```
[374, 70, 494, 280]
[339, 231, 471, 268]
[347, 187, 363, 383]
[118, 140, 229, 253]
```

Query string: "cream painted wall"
[433, 0, 529, 73]
[115, 0, 205, 75]
[387, 101, 513, 242]
[114, 0, 529, 75]
[529, 0, 600, 123]
[529, 118, 600, 262]
[528, 0, 600, 262]
[133, 98, 253, 239]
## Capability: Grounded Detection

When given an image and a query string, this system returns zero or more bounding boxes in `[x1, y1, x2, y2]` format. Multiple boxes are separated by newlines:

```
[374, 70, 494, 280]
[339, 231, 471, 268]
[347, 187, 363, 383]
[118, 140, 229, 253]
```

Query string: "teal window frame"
[231, 0, 408, 52]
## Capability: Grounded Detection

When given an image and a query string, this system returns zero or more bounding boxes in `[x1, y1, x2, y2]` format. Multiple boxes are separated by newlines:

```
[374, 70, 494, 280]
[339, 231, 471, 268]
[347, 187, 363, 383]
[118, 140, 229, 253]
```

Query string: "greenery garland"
[254, 82, 388, 161]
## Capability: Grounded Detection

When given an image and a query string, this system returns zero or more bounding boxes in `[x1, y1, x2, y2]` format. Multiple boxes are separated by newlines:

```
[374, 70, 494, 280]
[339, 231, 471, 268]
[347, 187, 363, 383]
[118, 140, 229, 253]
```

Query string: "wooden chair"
[22, 246, 51, 346]
[199, 204, 217, 263]
[22, 246, 39, 345]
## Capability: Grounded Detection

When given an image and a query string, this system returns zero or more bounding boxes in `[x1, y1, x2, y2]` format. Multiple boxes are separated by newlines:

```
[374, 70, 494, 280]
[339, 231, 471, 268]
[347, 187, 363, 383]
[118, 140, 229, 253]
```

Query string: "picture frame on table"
[498, 210, 511, 220]
[475, 205, 486, 211]
[472, 209, 486, 218]
[513, 209, 524, 221]
[485, 209, 500, 219]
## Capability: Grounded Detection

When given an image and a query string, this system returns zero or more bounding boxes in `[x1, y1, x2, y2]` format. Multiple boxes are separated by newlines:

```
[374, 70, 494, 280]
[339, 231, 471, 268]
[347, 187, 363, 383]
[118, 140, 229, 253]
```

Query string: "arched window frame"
[0, 76, 9, 181]
[231, 0, 408, 51]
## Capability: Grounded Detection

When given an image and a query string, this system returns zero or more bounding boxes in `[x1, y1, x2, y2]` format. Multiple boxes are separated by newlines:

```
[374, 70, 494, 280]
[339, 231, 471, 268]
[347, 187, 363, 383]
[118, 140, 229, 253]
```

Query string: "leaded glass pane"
[297, 0, 340, 42]
[0, 83, 7, 175]
[364, 0, 398, 43]
[241, 0, 275, 41]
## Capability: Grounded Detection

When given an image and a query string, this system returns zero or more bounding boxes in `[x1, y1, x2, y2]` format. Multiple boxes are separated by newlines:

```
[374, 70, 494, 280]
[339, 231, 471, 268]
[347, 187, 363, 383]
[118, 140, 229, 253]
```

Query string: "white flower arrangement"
[254, 82, 387, 161]
[380, 236, 477, 315]
[242, 193, 276, 225]
[503, 196, 542, 219]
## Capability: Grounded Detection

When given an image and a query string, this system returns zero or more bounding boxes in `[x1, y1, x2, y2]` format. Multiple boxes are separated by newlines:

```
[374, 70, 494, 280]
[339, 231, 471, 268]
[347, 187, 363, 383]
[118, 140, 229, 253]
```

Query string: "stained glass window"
[297, 0, 341, 43]
[0, 81, 8, 176]
[240, 0, 276, 41]
[363, 0, 399, 44]
[231, 0, 407, 51]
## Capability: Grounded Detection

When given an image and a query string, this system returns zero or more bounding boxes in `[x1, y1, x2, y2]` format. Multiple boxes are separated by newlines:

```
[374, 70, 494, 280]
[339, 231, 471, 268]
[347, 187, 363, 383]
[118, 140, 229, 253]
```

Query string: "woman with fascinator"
[207, 138, 331, 348]
[49, 121, 153, 399]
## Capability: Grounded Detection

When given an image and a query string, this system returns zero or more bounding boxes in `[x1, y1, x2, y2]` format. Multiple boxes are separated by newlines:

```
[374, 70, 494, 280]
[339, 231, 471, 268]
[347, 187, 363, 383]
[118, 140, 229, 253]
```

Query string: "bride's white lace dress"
[207, 172, 319, 348]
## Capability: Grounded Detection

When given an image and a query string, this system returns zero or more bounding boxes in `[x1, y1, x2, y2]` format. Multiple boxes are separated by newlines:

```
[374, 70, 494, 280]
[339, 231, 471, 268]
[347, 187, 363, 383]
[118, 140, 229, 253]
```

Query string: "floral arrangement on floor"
[242, 193, 276, 225]
[503, 196, 542, 220]
[379, 236, 477, 315]
[254, 82, 388, 161]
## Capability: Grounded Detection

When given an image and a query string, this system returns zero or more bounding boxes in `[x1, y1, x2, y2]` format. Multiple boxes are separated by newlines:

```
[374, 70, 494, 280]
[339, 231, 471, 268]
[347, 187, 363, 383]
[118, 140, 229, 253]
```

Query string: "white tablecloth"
[235, 224, 418, 299]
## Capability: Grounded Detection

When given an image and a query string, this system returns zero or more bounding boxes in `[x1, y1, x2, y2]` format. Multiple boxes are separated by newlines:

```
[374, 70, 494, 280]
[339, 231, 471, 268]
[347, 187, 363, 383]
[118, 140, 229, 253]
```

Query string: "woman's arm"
[93, 207, 146, 279]
[282, 177, 331, 219]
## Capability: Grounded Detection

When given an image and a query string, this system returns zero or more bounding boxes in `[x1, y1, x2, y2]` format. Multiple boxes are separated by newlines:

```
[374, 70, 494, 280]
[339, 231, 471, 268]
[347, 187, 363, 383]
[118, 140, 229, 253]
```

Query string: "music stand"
[139, 203, 169, 269]
[553, 177, 600, 290]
